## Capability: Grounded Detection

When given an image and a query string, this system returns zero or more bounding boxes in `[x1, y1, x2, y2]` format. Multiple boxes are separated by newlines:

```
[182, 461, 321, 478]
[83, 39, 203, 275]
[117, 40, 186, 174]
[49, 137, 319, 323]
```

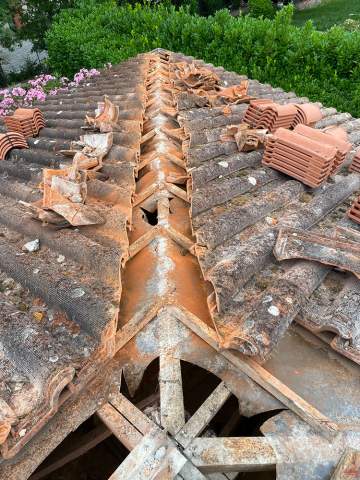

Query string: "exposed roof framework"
[0, 50, 360, 479]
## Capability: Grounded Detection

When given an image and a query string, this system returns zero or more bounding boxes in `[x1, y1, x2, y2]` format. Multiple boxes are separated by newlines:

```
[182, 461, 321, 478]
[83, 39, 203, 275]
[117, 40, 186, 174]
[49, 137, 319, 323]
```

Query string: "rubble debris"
[220, 123, 267, 152]
[85, 95, 119, 132]
[263, 127, 338, 188]
[4, 108, 45, 138]
[274, 227, 360, 279]
[243, 100, 323, 132]
[22, 239, 40, 253]
[215, 81, 250, 103]
[170, 61, 220, 91]
[29, 132, 113, 226]
[168, 62, 252, 106]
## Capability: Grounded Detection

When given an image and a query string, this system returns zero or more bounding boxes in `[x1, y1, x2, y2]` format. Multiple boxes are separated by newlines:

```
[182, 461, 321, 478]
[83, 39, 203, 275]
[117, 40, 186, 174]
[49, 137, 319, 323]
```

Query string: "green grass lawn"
[293, 0, 360, 30]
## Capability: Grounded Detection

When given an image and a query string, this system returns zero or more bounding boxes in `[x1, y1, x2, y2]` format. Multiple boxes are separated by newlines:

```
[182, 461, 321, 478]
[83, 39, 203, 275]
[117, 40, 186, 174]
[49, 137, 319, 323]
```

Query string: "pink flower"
[73, 71, 85, 84]
[28, 74, 55, 88]
[0, 89, 10, 97]
[25, 87, 46, 104]
[0, 97, 14, 108]
[49, 89, 58, 96]
[12, 87, 26, 97]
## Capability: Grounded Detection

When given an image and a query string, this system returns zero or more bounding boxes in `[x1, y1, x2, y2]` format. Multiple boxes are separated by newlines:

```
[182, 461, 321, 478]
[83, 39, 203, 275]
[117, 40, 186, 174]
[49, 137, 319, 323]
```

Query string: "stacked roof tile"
[348, 195, 360, 225]
[263, 127, 337, 187]
[294, 124, 352, 174]
[243, 99, 323, 132]
[350, 148, 360, 173]
[0, 132, 27, 160]
[4, 108, 45, 138]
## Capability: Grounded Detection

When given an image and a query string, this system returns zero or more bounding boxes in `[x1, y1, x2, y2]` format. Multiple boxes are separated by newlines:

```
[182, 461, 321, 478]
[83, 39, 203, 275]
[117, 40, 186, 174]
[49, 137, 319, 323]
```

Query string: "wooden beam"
[115, 303, 160, 351]
[176, 382, 231, 448]
[30, 425, 111, 480]
[173, 305, 339, 439]
[159, 354, 186, 435]
[330, 449, 360, 479]
[176, 460, 208, 479]
[208, 474, 237, 480]
[184, 437, 277, 473]
[109, 391, 155, 436]
[108, 429, 167, 480]
[97, 403, 142, 451]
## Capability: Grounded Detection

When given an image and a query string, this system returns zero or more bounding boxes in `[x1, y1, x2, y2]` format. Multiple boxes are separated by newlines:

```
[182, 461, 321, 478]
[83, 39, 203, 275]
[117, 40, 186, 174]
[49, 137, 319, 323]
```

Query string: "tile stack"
[294, 124, 351, 174]
[348, 196, 360, 225]
[0, 132, 28, 160]
[263, 127, 337, 188]
[243, 99, 274, 128]
[349, 149, 360, 174]
[4, 108, 45, 138]
[243, 100, 323, 132]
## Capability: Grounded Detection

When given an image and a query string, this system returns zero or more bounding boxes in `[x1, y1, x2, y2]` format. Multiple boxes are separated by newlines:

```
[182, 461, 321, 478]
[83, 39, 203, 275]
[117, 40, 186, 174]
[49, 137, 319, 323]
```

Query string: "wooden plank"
[173, 305, 338, 439]
[30, 425, 111, 480]
[330, 449, 360, 479]
[97, 403, 142, 451]
[176, 382, 231, 448]
[152, 445, 188, 479]
[176, 460, 208, 480]
[184, 437, 276, 473]
[115, 302, 160, 351]
[109, 391, 155, 436]
[159, 353, 186, 435]
[108, 428, 167, 480]
[208, 474, 237, 480]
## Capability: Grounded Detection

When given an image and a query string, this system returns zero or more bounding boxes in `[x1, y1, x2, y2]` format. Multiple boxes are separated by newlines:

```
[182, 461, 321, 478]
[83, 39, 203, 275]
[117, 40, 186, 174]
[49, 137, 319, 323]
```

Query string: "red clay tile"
[349, 149, 360, 174]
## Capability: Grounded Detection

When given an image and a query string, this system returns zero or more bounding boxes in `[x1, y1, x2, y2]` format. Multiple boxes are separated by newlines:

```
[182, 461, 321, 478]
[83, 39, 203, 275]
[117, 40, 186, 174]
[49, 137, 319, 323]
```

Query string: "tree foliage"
[0, 0, 75, 52]
[45, 1, 360, 116]
[248, 0, 275, 19]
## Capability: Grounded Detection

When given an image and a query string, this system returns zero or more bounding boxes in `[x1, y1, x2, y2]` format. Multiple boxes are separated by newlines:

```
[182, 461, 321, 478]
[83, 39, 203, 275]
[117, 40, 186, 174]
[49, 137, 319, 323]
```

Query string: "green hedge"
[46, 1, 360, 117]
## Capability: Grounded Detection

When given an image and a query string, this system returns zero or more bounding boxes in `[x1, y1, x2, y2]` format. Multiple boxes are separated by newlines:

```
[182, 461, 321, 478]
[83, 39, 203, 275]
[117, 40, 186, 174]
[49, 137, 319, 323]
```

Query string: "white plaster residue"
[218, 161, 228, 168]
[268, 305, 280, 316]
[152, 237, 175, 297]
[263, 295, 273, 304]
[248, 176, 257, 186]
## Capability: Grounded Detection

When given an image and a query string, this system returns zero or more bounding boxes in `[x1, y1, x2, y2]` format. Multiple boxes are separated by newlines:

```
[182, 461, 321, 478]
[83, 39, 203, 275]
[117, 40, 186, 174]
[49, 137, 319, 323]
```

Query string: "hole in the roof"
[30, 415, 129, 480]
[141, 207, 158, 225]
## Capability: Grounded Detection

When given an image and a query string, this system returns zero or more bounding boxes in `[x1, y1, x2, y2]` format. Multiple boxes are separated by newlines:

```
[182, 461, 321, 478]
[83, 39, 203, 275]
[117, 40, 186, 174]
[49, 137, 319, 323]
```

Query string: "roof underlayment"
[0, 50, 360, 479]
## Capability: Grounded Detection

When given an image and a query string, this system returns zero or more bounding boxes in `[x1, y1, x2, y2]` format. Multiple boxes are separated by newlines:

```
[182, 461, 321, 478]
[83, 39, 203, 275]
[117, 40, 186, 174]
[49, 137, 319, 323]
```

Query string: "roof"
[0, 56, 147, 458]
[0, 49, 360, 478]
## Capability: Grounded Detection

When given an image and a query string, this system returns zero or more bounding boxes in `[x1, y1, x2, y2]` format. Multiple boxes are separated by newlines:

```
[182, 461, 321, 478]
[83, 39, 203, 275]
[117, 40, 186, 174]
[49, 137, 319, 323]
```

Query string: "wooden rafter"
[173, 305, 339, 439]
[184, 437, 276, 473]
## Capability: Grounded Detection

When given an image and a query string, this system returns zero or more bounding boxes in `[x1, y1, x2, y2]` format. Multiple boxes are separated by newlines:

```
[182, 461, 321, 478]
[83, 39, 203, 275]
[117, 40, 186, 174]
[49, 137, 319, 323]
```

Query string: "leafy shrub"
[248, 0, 275, 19]
[342, 19, 360, 32]
[46, 1, 360, 117]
